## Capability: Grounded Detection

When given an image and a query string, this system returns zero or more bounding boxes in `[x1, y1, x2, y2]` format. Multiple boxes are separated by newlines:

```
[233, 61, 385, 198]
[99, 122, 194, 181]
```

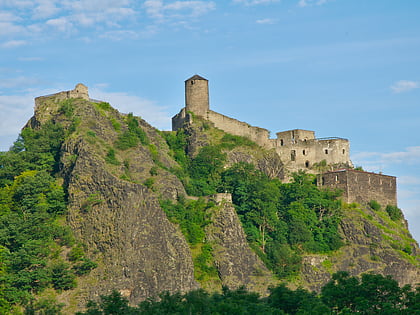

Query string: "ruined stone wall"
[206, 110, 271, 147]
[322, 169, 397, 206]
[272, 137, 351, 173]
[35, 83, 89, 108]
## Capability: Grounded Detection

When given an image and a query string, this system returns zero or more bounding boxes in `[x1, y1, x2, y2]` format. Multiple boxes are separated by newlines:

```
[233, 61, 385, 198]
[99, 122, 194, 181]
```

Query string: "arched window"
[305, 161, 310, 168]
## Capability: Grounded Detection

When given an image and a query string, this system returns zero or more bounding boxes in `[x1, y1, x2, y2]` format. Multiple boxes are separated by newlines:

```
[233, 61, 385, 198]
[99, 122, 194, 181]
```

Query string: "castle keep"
[172, 75, 397, 206]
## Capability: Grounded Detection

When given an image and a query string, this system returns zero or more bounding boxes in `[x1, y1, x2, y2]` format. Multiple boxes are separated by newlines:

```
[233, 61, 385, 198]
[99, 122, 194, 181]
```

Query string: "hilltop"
[0, 79, 418, 314]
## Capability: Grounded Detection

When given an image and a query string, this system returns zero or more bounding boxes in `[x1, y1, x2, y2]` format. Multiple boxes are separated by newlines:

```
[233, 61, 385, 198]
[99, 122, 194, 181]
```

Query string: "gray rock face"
[63, 138, 199, 305]
[206, 200, 275, 294]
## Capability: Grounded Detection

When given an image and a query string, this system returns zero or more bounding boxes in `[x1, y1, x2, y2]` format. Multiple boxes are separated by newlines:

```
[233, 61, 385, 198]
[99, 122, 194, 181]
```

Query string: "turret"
[185, 75, 209, 117]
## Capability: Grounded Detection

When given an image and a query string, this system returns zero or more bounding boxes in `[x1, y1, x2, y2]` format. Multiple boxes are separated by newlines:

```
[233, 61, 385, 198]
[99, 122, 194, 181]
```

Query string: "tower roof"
[186, 74, 208, 81]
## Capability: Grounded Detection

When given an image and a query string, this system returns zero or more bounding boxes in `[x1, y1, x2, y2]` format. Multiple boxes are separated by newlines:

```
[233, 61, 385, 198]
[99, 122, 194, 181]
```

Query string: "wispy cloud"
[0, 0, 216, 41]
[256, 18, 277, 24]
[143, 0, 215, 21]
[390, 80, 420, 93]
[352, 146, 420, 172]
[1, 40, 27, 48]
[298, 0, 333, 7]
[233, 0, 279, 5]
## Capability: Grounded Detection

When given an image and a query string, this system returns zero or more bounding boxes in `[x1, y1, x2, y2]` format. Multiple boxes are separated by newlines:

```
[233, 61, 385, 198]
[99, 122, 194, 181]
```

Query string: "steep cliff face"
[29, 96, 279, 311]
[205, 198, 276, 294]
[29, 97, 198, 310]
[299, 204, 420, 291]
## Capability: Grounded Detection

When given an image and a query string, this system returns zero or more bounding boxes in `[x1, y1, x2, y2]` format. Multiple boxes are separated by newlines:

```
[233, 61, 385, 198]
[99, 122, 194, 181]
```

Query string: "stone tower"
[185, 74, 209, 117]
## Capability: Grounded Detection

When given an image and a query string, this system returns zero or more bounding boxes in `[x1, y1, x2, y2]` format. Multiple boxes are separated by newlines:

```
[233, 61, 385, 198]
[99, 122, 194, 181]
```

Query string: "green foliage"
[51, 261, 77, 291]
[73, 258, 98, 276]
[79, 272, 420, 315]
[219, 133, 257, 149]
[110, 118, 121, 131]
[193, 243, 218, 281]
[143, 178, 155, 189]
[86, 130, 96, 138]
[97, 102, 112, 111]
[105, 148, 120, 165]
[148, 144, 159, 162]
[385, 205, 403, 221]
[24, 297, 65, 315]
[220, 166, 343, 277]
[160, 197, 213, 245]
[162, 130, 188, 169]
[0, 167, 93, 311]
[369, 200, 381, 211]
[115, 113, 149, 150]
[0, 121, 65, 186]
[58, 99, 75, 117]
[321, 271, 416, 314]
[187, 146, 226, 196]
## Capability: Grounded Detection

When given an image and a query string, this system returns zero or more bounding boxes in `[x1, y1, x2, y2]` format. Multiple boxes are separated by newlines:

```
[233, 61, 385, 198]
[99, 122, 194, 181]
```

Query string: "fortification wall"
[322, 169, 397, 206]
[35, 83, 89, 108]
[206, 110, 270, 147]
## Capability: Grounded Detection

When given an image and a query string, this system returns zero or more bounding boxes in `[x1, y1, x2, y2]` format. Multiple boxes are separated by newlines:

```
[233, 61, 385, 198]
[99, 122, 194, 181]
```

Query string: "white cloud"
[298, 0, 332, 7]
[1, 40, 27, 48]
[256, 18, 277, 24]
[352, 146, 420, 173]
[46, 17, 74, 33]
[0, 76, 42, 89]
[233, 0, 279, 5]
[390, 80, 420, 93]
[144, 0, 215, 21]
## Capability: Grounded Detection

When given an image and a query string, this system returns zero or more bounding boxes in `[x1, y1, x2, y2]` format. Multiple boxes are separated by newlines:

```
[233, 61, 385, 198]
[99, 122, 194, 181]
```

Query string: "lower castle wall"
[322, 170, 397, 206]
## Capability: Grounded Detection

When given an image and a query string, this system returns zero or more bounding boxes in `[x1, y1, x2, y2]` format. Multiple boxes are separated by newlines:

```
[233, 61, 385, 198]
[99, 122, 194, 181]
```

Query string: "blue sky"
[0, 0, 419, 241]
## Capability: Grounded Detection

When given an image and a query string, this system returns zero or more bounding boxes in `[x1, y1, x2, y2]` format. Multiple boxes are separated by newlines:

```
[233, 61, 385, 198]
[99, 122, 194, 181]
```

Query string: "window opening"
[291, 150, 296, 161]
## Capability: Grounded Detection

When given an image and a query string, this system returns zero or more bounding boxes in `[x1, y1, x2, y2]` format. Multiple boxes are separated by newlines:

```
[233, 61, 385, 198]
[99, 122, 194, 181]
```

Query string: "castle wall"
[271, 136, 351, 173]
[322, 169, 397, 206]
[35, 83, 89, 108]
[206, 110, 271, 147]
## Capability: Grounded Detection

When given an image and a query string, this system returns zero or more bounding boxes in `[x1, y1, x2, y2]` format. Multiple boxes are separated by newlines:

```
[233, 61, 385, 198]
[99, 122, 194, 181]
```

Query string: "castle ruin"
[172, 75, 352, 173]
[172, 75, 397, 206]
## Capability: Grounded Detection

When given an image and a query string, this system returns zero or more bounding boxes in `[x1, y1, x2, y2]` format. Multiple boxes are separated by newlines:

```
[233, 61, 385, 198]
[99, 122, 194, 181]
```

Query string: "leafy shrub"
[115, 113, 149, 150]
[368, 200, 381, 211]
[105, 149, 120, 165]
[144, 178, 155, 189]
[385, 204, 403, 221]
[50, 262, 76, 291]
[97, 102, 112, 111]
[73, 258, 98, 276]
[58, 99, 75, 117]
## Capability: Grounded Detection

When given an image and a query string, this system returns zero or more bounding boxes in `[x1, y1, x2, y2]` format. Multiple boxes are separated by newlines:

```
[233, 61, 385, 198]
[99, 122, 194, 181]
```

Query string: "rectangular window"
[291, 150, 296, 161]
